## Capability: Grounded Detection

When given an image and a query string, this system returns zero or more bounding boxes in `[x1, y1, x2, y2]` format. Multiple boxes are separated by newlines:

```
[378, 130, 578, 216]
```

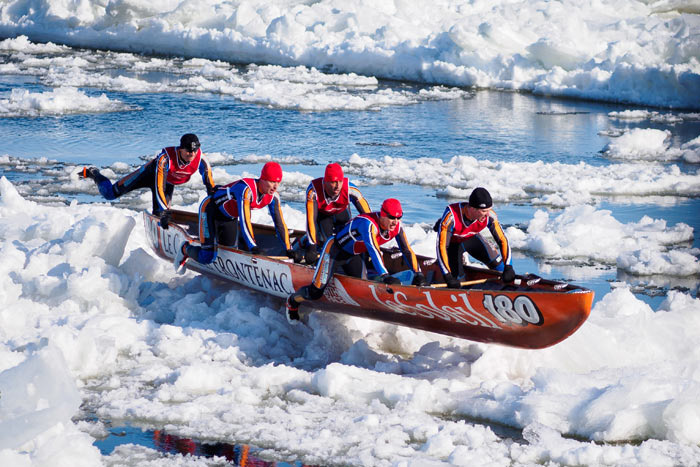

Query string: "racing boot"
[78, 166, 100, 180]
[285, 294, 301, 324]
[77, 166, 116, 200]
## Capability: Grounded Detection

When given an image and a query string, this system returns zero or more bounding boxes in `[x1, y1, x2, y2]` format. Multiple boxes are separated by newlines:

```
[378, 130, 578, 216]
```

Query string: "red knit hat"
[324, 163, 344, 182]
[380, 198, 402, 218]
[260, 161, 283, 182]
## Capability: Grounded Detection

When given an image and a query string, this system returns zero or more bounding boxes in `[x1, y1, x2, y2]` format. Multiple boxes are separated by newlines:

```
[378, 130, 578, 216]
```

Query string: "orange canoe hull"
[144, 211, 593, 349]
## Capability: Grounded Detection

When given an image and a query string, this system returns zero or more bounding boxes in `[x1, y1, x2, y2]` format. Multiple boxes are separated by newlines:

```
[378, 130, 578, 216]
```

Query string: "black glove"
[444, 273, 461, 289]
[378, 274, 401, 285]
[304, 245, 320, 265]
[411, 272, 427, 286]
[207, 184, 223, 196]
[502, 264, 515, 283]
[287, 248, 304, 263]
[158, 211, 170, 230]
[250, 246, 261, 255]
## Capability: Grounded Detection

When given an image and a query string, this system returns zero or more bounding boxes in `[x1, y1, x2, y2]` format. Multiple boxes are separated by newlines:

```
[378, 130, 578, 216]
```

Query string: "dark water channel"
[94, 423, 317, 466]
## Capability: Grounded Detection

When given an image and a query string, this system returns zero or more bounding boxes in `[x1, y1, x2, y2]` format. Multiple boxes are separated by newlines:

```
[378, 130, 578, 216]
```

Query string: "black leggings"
[448, 235, 502, 276]
[292, 238, 363, 301]
[301, 209, 351, 249]
[94, 159, 173, 215]
[184, 197, 246, 264]
[315, 209, 350, 245]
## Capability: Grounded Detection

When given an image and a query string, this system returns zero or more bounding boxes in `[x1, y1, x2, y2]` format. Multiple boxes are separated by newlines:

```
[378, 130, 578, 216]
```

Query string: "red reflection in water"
[152, 430, 318, 466]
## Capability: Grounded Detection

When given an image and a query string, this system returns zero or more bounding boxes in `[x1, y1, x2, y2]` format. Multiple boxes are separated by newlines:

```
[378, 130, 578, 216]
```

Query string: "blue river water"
[93, 423, 310, 466]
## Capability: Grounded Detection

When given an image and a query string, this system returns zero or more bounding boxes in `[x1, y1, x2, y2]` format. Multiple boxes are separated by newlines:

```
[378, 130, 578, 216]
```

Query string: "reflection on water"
[95, 424, 319, 466]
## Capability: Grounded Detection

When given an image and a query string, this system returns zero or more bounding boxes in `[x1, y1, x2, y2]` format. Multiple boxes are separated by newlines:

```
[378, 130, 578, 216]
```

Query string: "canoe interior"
[168, 210, 584, 293]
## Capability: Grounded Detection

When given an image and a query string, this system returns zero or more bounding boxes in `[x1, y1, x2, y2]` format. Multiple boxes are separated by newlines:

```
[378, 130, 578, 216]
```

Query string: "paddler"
[297, 163, 371, 265]
[173, 161, 301, 273]
[78, 133, 214, 224]
[285, 198, 426, 322]
[435, 187, 515, 288]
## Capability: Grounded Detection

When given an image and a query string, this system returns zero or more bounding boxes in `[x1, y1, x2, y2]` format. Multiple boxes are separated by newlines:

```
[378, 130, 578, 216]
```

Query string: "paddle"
[432, 273, 550, 288]
[431, 278, 494, 288]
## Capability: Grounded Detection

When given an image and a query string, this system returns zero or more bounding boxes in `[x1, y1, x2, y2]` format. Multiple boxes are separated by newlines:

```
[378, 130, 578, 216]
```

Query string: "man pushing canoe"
[286, 198, 426, 322]
[173, 161, 301, 273]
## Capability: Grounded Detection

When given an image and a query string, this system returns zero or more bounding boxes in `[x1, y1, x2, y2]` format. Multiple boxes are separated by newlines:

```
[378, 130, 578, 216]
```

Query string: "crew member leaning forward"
[174, 161, 301, 273]
[79, 133, 214, 220]
[286, 198, 426, 322]
[436, 187, 515, 288]
[299, 162, 371, 265]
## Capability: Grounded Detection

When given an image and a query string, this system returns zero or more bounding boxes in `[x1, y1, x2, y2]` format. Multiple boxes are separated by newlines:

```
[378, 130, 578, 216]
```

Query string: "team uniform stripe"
[198, 197, 212, 242]
[311, 237, 335, 289]
[305, 185, 318, 244]
[365, 224, 389, 275]
[240, 187, 255, 248]
[269, 194, 291, 249]
[437, 211, 453, 275]
[396, 228, 419, 272]
[491, 220, 511, 265]
[349, 185, 371, 214]
[199, 157, 215, 191]
[155, 155, 169, 211]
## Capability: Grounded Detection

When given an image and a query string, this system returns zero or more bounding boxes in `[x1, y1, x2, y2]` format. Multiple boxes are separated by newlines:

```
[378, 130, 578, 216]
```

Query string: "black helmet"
[180, 133, 200, 152]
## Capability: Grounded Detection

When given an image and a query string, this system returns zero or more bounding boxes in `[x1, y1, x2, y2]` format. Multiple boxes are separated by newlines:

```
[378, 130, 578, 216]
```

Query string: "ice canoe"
[144, 210, 593, 349]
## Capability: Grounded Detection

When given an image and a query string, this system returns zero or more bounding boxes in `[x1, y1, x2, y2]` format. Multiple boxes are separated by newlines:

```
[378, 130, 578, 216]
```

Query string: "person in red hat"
[285, 198, 426, 322]
[299, 162, 371, 265]
[78, 133, 215, 225]
[435, 187, 515, 288]
[174, 161, 300, 273]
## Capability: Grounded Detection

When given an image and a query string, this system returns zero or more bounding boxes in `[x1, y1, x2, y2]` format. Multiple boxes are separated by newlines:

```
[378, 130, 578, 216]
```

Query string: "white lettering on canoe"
[368, 285, 502, 329]
[325, 279, 361, 306]
[160, 224, 186, 259]
[452, 293, 502, 328]
[145, 216, 160, 250]
[482, 294, 543, 326]
[155, 219, 293, 297]
[207, 252, 294, 297]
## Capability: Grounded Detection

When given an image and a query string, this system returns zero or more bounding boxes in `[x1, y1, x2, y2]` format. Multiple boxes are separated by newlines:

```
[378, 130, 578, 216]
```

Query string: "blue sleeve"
[357, 219, 389, 276]
[395, 227, 420, 273]
[198, 157, 215, 192]
[233, 184, 256, 249]
[487, 215, 511, 266]
[305, 183, 320, 245]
